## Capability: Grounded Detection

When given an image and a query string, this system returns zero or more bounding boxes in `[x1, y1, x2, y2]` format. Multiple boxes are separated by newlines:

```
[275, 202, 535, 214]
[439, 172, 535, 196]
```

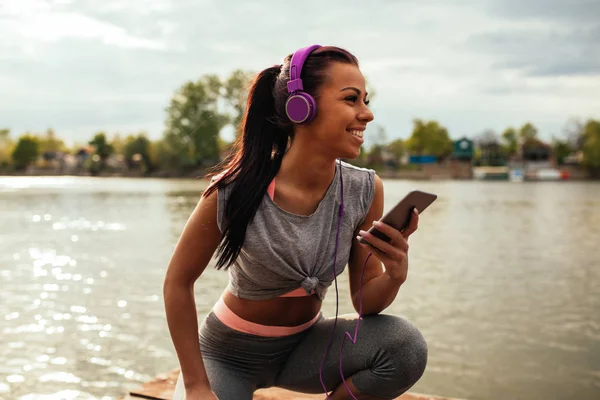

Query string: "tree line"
[1, 69, 599, 176]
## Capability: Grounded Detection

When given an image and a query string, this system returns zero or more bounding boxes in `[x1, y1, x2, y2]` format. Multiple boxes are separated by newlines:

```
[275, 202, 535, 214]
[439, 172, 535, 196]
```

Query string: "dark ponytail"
[203, 47, 359, 270]
[203, 65, 289, 269]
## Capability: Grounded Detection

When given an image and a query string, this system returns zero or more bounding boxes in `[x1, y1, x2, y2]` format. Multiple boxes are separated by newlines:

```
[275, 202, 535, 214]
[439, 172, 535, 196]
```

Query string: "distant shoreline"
[1, 169, 596, 182]
[2, 159, 597, 181]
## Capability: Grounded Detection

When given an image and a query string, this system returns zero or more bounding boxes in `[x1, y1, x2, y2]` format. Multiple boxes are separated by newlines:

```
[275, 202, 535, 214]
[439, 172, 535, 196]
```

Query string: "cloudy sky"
[1, 0, 599, 146]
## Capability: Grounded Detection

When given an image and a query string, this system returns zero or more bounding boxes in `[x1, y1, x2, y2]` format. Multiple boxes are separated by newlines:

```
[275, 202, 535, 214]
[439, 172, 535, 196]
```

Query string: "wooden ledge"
[122, 369, 462, 400]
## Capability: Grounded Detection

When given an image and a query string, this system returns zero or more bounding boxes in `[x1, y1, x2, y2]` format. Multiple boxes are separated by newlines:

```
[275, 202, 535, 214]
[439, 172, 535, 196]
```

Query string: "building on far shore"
[518, 138, 563, 180]
[449, 137, 474, 179]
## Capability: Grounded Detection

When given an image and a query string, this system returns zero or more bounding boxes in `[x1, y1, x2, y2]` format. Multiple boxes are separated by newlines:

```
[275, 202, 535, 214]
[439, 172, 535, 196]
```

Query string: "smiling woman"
[163, 45, 427, 400]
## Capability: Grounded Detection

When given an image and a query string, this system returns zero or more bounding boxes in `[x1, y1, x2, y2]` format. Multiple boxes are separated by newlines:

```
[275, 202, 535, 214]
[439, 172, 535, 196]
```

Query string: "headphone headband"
[287, 44, 322, 94]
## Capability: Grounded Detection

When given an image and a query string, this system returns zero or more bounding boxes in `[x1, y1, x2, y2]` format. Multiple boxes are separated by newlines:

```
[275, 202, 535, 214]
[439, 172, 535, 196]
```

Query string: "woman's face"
[304, 61, 374, 159]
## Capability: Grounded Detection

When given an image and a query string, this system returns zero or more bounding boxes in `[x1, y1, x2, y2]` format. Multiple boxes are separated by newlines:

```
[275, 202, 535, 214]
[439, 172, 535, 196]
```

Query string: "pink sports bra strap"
[267, 178, 276, 200]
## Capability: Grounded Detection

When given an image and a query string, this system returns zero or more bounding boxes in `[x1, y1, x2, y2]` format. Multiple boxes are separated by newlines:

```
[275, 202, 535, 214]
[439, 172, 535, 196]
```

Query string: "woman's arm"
[163, 189, 222, 395]
[347, 174, 419, 315]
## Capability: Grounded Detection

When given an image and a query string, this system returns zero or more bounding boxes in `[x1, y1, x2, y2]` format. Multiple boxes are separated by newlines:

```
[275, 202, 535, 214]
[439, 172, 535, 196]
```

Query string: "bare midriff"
[222, 290, 322, 327]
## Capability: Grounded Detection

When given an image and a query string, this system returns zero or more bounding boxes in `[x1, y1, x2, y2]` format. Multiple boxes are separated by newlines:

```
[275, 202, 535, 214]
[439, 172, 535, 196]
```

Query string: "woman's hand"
[185, 386, 219, 400]
[357, 208, 419, 284]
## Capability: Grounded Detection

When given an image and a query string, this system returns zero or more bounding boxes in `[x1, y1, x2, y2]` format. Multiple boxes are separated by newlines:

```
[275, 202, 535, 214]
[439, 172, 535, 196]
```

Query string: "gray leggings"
[198, 311, 428, 400]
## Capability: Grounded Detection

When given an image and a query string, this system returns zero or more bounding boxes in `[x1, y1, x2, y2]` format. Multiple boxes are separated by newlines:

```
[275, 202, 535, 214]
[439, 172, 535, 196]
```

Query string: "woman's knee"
[363, 314, 428, 390]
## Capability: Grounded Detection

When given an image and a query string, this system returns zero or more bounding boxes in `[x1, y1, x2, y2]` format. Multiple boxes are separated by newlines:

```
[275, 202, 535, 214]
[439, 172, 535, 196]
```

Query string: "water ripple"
[50, 218, 126, 232]
[1, 178, 599, 400]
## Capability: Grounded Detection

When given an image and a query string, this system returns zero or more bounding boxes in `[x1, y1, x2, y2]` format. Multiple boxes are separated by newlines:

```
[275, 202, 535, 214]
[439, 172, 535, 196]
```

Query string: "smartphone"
[358, 189, 438, 245]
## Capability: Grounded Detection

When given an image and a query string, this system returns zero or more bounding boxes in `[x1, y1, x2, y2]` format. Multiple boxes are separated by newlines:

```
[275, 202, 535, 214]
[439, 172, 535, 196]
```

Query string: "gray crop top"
[216, 161, 376, 300]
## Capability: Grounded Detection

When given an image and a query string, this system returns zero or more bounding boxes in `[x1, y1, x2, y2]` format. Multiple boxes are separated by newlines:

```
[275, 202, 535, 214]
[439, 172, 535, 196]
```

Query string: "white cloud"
[1, 2, 165, 50]
[0, 0, 598, 145]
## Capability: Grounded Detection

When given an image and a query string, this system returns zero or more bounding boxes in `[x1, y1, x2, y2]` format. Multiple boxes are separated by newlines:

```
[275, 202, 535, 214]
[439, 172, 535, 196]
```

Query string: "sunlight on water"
[1, 177, 599, 400]
[39, 372, 81, 383]
[17, 390, 102, 400]
[7, 375, 25, 383]
[0, 176, 80, 187]
[0, 383, 9, 394]
[50, 218, 126, 232]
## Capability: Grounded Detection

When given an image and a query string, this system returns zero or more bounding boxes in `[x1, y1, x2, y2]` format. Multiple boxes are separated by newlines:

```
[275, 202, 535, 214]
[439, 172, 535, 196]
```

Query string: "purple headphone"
[285, 44, 322, 124]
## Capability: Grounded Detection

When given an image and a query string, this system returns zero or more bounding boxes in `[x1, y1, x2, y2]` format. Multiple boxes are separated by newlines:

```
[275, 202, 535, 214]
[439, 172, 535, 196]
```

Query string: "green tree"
[475, 129, 504, 166]
[501, 127, 518, 157]
[123, 133, 153, 172]
[387, 138, 405, 163]
[111, 133, 126, 156]
[38, 128, 67, 154]
[551, 138, 573, 165]
[153, 135, 187, 171]
[0, 129, 14, 167]
[367, 144, 385, 167]
[11, 134, 39, 170]
[519, 122, 538, 142]
[405, 119, 453, 159]
[581, 119, 600, 174]
[163, 75, 229, 170]
[89, 132, 114, 170]
[223, 69, 254, 135]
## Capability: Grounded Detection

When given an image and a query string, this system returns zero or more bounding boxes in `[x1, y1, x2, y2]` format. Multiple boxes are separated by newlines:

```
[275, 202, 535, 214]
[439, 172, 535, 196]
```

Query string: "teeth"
[349, 130, 363, 138]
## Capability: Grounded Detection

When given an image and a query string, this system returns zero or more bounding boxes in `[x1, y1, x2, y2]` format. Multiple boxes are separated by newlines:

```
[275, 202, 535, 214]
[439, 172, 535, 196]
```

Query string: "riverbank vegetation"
[1, 69, 599, 178]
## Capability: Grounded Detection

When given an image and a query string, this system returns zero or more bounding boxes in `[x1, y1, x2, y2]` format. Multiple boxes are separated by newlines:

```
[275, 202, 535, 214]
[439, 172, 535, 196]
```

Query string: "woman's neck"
[277, 142, 338, 193]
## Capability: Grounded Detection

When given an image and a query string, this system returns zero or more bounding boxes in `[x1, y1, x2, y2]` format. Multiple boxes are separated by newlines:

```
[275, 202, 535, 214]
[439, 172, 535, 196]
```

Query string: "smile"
[348, 130, 364, 138]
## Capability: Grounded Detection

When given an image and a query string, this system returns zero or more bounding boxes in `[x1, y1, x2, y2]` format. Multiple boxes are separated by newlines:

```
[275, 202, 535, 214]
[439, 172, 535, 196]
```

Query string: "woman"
[164, 45, 428, 400]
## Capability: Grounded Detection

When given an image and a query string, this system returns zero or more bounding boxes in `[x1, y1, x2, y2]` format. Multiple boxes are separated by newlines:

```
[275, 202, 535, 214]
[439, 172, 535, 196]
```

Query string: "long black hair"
[203, 46, 359, 270]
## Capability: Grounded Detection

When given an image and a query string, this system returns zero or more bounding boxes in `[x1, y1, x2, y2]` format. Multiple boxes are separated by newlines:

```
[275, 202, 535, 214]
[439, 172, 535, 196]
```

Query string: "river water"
[0, 176, 599, 400]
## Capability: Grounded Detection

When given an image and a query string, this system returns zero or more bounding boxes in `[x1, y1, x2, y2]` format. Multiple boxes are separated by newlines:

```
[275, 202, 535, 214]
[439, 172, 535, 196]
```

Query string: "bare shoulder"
[359, 172, 384, 231]
[373, 172, 383, 198]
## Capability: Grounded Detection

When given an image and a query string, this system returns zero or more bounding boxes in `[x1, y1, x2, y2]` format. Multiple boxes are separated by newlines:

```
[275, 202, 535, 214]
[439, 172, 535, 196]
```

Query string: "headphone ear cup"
[285, 92, 317, 124]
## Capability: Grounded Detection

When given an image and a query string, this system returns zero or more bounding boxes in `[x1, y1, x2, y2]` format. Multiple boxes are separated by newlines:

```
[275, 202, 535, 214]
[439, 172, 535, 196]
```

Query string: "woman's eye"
[345, 95, 369, 105]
